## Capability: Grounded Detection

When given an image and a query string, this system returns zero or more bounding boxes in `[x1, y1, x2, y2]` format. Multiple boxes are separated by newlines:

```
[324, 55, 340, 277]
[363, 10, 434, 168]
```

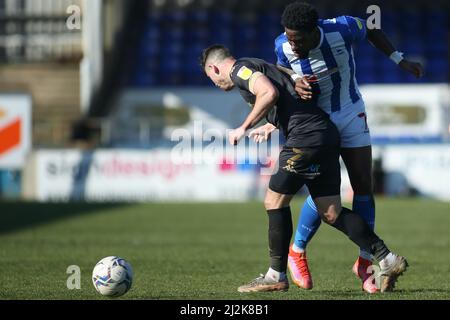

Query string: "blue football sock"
[352, 195, 375, 231]
[294, 195, 322, 251]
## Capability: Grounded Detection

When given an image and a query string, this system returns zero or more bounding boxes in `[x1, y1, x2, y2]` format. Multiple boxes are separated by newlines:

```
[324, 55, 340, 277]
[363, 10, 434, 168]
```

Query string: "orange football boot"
[352, 256, 379, 293]
[287, 244, 313, 290]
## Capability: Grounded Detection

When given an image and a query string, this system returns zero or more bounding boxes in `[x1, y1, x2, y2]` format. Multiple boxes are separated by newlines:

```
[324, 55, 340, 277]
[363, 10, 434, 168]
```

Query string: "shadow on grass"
[388, 288, 450, 294]
[309, 288, 450, 299]
[0, 201, 131, 235]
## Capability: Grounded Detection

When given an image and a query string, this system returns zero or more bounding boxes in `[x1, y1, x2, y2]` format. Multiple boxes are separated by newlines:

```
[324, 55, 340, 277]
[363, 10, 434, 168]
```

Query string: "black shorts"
[268, 146, 341, 198]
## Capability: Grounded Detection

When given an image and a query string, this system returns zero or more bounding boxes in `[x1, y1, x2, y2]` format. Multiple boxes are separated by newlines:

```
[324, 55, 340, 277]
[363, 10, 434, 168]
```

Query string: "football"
[92, 256, 133, 297]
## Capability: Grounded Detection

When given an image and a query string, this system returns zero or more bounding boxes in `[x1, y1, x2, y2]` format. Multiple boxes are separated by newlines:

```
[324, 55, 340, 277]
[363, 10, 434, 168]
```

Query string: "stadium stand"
[0, 0, 82, 146]
[129, 0, 449, 88]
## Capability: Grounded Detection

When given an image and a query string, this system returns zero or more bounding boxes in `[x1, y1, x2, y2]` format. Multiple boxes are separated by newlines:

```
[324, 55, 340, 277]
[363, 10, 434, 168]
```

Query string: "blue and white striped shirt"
[275, 16, 366, 113]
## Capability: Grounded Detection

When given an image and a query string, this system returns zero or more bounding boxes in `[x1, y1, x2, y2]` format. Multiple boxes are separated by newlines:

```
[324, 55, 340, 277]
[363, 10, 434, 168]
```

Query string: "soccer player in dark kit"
[200, 44, 408, 293]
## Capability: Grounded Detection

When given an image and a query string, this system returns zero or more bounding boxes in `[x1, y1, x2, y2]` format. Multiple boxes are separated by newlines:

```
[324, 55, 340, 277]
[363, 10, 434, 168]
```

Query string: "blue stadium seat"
[379, 69, 401, 83]
[354, 42, 375, 58]
[425, 34, 448, 55]
[426, 19, 447, 33]
[143, 58, 160, 73]
[159, 42, 183, 56]
[128, 6, 448, 87]
[189, 9, 209, 24]
[209, 11, 233, 29]
[185, 43, 206, 59]
[159, 56, 182, 73]
[146, 12, 163, 27]
[167, 10, 187, 24]
[258, 12, 280, 26]
[232, 19, 256, 39]
[143, 27, 160, 42]
[427, 59, 449, 82]
[182, 67, 209, 85]
[357, 71, 377, 84]
[164, 27, 184, 41]
[355, 58, 374, 72]
[258, 48, 277, 64]
[427, 10, 447, 24]
[140, 42, 160, 57]
[185, 29, 210, 43]
[215, 29, 232, 44]
[405, 44, 425, 56]
[381, 11, 396, 28]
[398, 11, 422, 32]
[257, 27, 283, 45]
[132, 72, 157, 87]
[380, 20, 395, 33]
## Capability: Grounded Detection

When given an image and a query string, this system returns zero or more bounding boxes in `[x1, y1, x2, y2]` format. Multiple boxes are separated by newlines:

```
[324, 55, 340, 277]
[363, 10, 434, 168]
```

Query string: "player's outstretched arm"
[240, 72, 279, 130]
[228, 73, 279, 145]
[366, 28, 424, 78]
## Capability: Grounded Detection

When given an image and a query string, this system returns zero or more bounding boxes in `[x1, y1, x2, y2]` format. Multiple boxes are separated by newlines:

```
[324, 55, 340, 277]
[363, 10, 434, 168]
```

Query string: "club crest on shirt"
[237, 66, 253, 80]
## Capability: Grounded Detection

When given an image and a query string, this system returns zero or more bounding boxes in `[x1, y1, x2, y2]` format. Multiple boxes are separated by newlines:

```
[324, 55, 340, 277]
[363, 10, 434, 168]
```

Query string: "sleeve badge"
[237, 66, 253, 80]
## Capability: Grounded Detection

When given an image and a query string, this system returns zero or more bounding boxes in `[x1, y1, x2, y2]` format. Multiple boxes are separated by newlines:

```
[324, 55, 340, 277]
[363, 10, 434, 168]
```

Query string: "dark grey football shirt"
[230, 57, 339, 148]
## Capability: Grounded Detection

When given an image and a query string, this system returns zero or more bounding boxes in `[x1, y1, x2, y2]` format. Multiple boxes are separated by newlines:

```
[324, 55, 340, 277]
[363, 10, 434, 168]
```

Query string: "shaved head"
[200, 44, 233, 70]
[201, 44, 236, 91]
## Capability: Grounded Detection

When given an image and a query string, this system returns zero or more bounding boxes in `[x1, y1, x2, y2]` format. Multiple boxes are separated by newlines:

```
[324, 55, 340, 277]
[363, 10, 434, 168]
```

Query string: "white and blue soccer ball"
[92, 256, 133, 297]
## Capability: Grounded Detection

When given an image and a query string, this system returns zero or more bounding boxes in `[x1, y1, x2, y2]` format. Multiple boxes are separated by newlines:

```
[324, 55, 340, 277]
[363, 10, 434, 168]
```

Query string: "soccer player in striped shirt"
[275, 2, 423, 293]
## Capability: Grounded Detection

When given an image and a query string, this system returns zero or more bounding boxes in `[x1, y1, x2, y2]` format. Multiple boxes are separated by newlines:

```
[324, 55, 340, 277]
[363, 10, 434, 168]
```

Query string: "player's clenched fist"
[399, 59, 424, 78]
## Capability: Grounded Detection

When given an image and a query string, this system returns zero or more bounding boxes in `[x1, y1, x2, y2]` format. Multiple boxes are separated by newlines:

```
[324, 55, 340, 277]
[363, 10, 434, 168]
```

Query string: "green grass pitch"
[1, 197, 449, 300]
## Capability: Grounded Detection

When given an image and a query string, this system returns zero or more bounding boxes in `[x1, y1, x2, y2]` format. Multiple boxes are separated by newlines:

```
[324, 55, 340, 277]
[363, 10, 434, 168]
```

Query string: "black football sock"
[330, 207, 390, 261]
[266, 206, 293, 273]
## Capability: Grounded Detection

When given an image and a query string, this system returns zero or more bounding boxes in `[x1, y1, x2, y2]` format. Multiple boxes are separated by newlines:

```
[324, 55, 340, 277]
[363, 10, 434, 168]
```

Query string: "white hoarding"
[31, 146, 450, 202]
[381, 145, 450, 200]
[34, 149, 269, 202]
[361, 84, 450, 143]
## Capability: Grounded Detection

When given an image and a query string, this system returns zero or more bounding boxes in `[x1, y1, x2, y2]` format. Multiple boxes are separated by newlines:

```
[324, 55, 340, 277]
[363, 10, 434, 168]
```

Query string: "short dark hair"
[281, 2, 318, 32]
[200, 44, 232, 70]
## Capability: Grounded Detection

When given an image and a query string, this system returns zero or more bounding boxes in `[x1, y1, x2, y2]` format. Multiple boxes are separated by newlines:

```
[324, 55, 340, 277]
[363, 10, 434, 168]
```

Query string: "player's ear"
[205, 64, 218, 76]
[212, 65, 220, 76]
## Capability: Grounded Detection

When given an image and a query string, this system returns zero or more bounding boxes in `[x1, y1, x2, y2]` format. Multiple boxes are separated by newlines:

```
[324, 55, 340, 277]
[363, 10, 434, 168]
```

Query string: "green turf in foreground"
[0, 198, 449, 300]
